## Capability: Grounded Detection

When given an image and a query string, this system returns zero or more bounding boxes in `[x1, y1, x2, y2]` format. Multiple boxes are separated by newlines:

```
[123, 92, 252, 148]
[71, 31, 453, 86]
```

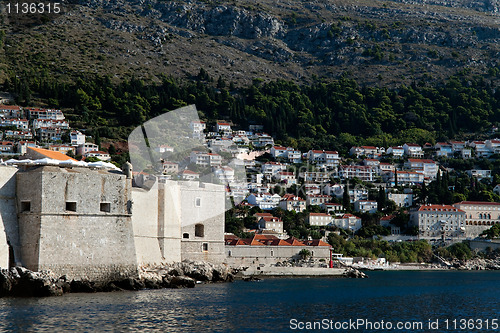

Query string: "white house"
[270, 146, 287, 159]
[386, 146, 404, 158]
[332, 214, 362, 233]
[181, 169, 200, 180]
[215, 121, 232, 134]
[70, 131, 86, 146]
[84, 150, 111, 161]
[387, 192, 413, 207]
[404, 159, 438, 180]
[190, 120, 206, 137]
[258, 216, 284, 234]
[322, 203, 345, 216]
[468, 141, 490, 158]
[279, 194, 306, 212]
[403, 143, 424, 158]
[410, 204, 466, 239]
[385, 171, 424, 186]
[306, 194, 330, 206]
[247, 193, 281, 210]
[307, 213, 333, 226]
[276, 171, 297, 186]
[354, 200, 378, 214]
[467, 169, 492, 180]
[77, 143, 99, 156]
[190, 151, 222, 167]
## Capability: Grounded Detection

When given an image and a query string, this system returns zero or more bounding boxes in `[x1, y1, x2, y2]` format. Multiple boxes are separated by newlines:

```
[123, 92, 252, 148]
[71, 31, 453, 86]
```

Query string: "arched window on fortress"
[195, 224, 204, 237]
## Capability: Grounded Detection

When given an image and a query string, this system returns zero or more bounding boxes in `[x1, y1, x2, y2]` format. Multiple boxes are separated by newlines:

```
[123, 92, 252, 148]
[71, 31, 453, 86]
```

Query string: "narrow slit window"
[100, 202, 111, 213]
[21, 201, 31, 212]
[195, 224, 204, 237]
[202, 243, 208, 252]
[66, 202, 77, 212]
[195, 198, 201, 207]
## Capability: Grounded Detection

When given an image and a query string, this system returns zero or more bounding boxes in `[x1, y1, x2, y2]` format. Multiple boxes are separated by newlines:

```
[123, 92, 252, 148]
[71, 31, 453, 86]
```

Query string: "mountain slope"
[1, 0, 500, 86]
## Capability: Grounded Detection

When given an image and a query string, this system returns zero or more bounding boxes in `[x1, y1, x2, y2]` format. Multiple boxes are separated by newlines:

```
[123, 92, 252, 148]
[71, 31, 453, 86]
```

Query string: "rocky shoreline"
[4, 257, 497, 297]
[450, 257, 500, 270]
[0, 261, 235, 298]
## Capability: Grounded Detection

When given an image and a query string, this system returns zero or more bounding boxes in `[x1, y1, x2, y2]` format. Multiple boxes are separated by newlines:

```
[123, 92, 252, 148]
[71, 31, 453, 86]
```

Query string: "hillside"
[1, 0, 500, 86]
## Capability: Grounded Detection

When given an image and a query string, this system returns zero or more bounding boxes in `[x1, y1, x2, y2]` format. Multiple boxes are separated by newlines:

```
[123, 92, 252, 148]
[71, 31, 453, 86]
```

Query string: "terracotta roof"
[285, 237, 306, 246]
[341, 214, 360, 219]
[260, 216, 282, 222]
[454, 201, 500, 206]
[182, 170, 199, 175]
[86, 151, 109, 155]
[407, 159, 435, 163]
[304, 239, 330, 247]
[418, 204, 463, 212]
[0, 105, 21, 110]
[281, 194, 304, 201]
[27, 147, 77, 161]
[254, 213, 273, 217]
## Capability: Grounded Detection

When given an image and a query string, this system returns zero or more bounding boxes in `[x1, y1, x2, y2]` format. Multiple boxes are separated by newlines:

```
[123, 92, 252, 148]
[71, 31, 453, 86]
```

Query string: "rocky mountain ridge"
[2, 0, 500, 85]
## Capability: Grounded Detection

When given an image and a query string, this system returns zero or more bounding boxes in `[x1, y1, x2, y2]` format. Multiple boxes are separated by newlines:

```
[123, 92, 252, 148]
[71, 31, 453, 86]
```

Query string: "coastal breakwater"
[237, 266, 368, 278]
[0, 261, 235, 298]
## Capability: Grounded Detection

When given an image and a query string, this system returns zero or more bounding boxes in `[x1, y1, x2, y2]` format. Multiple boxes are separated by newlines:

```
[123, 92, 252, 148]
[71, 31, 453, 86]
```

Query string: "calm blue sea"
[0, 271, 498, 332]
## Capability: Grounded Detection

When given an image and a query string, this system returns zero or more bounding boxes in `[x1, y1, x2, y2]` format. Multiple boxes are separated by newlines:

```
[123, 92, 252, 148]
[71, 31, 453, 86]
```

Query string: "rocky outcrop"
[139, 260, 235, 284]
[0, 261, 234, 297]
[344, 267, 369, 278]
[0, 267, 67, 297]
[451, 257, 500, 270]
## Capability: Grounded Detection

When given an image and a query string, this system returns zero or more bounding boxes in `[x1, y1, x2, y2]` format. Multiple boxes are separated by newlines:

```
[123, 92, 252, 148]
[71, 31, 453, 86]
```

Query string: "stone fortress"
[0, 158, 226, 282]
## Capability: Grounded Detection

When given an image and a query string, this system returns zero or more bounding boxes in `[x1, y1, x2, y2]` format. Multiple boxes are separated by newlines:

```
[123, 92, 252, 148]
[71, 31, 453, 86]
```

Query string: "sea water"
[0, 271, 498, 332]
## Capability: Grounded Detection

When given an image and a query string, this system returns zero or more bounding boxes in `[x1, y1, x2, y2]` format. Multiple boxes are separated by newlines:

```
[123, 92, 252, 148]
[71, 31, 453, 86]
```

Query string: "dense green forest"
[4, 70, 500, 153]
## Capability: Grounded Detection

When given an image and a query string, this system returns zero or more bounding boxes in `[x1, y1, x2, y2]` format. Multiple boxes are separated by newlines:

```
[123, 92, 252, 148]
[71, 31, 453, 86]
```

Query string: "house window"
[21, 201, 31, 212]
[202, 243, 208, 252]
[195, 224, 204, 237]
[100, 202, 111, 213]
[66, 202, 77, 212]
[228, 250, 232, 257]
[183, 233, 189, 239]
[271, 250, 274, 257]
[195, 198, 201, 207]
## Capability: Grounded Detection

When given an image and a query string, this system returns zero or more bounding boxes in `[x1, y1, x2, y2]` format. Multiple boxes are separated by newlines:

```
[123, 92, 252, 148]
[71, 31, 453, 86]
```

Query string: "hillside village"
[182, 118, 500, 248]
[1, 103, 500, 271]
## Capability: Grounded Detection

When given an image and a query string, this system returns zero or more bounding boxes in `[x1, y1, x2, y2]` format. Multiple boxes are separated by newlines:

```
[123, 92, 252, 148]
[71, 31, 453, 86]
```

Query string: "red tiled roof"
[182, 170, 199, 175]
[304, 239, 330, 247]
[254, 213, 273, 217]
[27, 147, 77, 161]
[454, 201, 500, 206]
[285, 237, 306, 246]
[0, 105, 21, 110]
[418, 204, 463, 212]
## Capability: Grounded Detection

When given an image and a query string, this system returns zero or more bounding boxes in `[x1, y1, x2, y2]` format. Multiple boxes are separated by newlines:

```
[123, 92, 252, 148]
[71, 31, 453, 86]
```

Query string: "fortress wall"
[17, 166, 138, 281]
[465, 225, 491, 238]
[36, 215, 138, 280]
[160, 181, 182, 263]
[131, 186, 164, 265]
[180, 182, 226, 263]
[0, 167, 20, 268]
[224, 245, 331, 267]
